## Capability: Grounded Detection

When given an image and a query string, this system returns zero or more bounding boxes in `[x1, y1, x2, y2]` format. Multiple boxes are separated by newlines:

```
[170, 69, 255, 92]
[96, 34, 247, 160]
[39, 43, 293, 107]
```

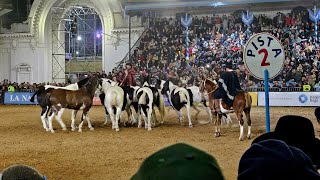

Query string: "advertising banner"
[258, 92, 320, 106]
[248, 92, 258, 106]
[4, 92, 38, 105]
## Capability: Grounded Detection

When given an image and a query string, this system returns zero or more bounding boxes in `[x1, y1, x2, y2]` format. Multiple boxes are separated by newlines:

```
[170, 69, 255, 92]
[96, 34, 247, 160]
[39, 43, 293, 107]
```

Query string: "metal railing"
[244, 87, 320, 92]
[115, 28, 148, 69]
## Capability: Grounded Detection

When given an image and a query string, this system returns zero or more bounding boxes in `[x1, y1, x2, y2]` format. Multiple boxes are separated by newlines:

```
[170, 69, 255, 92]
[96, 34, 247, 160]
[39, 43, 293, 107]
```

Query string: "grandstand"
[1, 1, 320, 180]
[0, 0, 319, 92]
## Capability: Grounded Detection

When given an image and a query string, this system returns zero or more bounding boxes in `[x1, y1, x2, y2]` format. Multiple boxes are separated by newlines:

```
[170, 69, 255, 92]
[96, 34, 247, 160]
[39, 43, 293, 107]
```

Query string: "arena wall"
[0, 0, 145, 83]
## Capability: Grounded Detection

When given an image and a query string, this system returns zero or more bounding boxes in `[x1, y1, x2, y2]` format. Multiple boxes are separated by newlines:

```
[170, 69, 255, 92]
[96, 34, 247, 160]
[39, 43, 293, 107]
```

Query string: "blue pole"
[186, 26, 189, 60]
[315, 22, 318, 47]
[264, 69, 270, 133]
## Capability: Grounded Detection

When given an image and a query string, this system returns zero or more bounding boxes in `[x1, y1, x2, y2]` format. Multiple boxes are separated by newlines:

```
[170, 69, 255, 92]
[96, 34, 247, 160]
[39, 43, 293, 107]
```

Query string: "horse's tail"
[30, 86, 45, 102]
[138, 90, 147, 105]
[244, 92, 252, 110]
[158, 93, 166, 122]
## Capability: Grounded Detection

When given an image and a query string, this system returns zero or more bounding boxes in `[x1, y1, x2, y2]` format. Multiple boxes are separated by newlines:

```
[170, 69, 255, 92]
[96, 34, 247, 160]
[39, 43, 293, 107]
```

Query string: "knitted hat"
[131, 143, 224, 180]
[252, 115, 320, 169]
[238, 139, 320, 180]
[1, 164, 45, 180]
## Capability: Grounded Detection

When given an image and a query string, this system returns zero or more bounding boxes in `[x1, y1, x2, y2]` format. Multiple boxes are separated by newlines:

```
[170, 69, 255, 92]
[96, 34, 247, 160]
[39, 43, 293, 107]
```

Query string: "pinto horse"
[45, 76, 100, 133]
[30, 77, 90, 131]
[136, 81, 165, 130]
[199, 78, 252, 140]
[157, 80, 193, 127]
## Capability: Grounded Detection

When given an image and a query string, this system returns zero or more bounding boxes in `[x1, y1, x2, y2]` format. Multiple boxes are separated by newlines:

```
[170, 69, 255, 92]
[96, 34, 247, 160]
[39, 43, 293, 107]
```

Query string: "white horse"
[158, 80, 193, 127]
[103, 86, 124, 131]
[186, 86, 213, 123]
[99, 79, 139, 125]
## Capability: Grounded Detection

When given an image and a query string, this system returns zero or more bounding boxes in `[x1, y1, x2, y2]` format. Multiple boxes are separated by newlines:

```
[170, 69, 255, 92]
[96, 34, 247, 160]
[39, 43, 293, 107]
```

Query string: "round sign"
[243, 33, 285, 80]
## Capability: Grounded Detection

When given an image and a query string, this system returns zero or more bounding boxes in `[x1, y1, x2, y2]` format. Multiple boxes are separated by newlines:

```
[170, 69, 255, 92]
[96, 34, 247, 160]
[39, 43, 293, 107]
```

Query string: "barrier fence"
[1, 91, 319, 107]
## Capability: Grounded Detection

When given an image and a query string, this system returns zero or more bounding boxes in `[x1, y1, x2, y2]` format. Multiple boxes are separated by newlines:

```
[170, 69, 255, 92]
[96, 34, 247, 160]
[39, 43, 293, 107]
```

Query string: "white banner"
[258, 92, 320, 106]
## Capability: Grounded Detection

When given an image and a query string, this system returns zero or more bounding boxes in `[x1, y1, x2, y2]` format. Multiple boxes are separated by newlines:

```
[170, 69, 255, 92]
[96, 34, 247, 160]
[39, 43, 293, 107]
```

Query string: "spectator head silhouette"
[0, 164, 45, 180]
[238, 139, 320, 180]
[315, 107, 320, 124]
[131, 143, 224, 180]
[252, 115, 320, 169]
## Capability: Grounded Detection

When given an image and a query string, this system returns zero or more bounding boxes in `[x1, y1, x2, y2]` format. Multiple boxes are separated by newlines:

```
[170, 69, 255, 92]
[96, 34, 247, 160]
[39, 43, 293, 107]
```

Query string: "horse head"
[161, 80, 170, 95]
[155, 79, 162, 90]
[85, 76, 100, 95]
[200, 78, 218, 96]
[77, 77, 91, 88]
[142, 75, 151, 85]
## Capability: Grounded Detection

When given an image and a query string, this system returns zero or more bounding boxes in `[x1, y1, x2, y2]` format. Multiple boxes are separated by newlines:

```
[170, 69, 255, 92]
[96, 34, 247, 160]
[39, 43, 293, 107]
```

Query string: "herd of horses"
[30, 76, 252, 141]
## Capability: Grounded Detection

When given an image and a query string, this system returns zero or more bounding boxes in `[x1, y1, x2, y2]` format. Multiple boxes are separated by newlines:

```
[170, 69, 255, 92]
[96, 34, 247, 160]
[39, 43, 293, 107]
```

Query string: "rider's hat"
[225, 60, 233, 69]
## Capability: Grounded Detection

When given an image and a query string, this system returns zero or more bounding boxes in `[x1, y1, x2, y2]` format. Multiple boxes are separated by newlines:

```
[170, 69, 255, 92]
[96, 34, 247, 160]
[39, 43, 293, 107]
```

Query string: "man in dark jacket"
[213, 60, 241, 114]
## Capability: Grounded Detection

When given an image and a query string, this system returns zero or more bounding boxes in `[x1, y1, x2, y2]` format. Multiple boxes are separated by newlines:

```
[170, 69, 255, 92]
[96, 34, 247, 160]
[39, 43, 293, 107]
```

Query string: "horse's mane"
[205, 78, 217, 85]
[77, 77, 90, 87]
[83, 77, 99, 96]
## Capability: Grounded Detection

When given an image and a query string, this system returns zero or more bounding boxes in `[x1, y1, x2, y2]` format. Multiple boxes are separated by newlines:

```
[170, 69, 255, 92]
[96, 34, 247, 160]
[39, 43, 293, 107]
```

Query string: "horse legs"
[202, 100, 213, 123]
[55, 108, 66, 131]
[48, 109, 56, 133]
[244, 109, 252, 139]
[106, 106, 116, 130]
[151, 108, 157, 128]
[236, 112, 245, 141]
[114, 107, 121, 132]
[85, 111, 94, 131]
[137, 105, 142, 128]
[78, 112, 86, 132]
[185, 105, 192, 128]
[41, 106, 49, 131]
[147, 106, 153, 131]
[175, 109, 184, 125]
[205, 106, 213, 123]
[192, 105, 201, 121]
[221, 113, 232, 127]
[214, 113, 222, 137]
[71, 110, 78, 131]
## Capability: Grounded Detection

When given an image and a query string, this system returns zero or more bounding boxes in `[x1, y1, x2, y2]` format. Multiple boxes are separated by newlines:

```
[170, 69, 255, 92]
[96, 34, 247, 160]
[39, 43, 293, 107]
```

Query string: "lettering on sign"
[4, 92, 37, 104]
[243, 33, 285, 80]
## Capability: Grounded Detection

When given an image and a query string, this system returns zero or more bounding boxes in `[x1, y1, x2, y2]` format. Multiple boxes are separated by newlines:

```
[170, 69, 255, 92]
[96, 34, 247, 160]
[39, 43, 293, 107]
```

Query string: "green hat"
[1, 164, 45, 180]
[131, 143, 225, 180]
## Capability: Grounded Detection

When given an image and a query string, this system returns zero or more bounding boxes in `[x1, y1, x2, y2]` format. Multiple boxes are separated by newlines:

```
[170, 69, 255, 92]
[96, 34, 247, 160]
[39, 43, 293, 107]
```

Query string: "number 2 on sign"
[258, 48, 270, 66]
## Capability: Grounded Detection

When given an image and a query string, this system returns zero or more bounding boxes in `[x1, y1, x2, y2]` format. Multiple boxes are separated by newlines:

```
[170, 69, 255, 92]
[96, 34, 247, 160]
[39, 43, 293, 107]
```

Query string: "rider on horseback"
[213, 60, 242, 115]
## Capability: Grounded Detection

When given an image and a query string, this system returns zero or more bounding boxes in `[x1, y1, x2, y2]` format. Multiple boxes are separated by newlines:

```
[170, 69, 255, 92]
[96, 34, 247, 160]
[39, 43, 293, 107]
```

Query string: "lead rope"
[119, 73, 128, 87]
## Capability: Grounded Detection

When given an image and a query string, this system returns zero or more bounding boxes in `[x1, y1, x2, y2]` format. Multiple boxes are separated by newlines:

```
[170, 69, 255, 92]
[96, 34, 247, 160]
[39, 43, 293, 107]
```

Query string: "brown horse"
[199, 78, 252, 140]
[46, 76, 100, 133]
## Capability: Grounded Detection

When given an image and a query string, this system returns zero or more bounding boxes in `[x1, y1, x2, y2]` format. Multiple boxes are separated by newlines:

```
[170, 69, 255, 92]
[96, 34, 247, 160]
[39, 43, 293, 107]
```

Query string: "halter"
[202, 79, 219, 96]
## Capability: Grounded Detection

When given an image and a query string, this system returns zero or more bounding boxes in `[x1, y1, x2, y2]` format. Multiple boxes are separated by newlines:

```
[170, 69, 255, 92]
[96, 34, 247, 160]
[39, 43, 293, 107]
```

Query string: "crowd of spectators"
[114, 10, 320, 91]
[2, 10, 320, 92]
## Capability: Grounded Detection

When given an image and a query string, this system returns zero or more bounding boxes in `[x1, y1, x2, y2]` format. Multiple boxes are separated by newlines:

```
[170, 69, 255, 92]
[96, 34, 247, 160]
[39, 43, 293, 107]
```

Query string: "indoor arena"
[0, 0, 320, 179]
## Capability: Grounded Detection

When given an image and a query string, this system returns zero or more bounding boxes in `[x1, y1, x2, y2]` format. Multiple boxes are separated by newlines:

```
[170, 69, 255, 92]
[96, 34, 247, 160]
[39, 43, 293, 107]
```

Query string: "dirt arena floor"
[0, 105, 319, 180]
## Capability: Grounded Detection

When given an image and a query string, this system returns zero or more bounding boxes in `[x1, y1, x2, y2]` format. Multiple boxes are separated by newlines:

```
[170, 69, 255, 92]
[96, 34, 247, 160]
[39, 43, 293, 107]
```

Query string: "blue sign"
[4, 92, 38, 105]
[298, 94, 308, 103]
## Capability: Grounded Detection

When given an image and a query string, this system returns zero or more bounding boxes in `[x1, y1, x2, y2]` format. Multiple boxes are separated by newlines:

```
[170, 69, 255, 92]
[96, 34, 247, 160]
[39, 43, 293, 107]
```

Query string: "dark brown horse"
[46, 76, 100, 133]
[199, 78, 252, 140]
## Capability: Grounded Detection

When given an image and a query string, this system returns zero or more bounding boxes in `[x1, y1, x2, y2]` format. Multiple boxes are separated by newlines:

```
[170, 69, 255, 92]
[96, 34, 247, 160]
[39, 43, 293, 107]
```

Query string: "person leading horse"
[213, 60, 242, 115]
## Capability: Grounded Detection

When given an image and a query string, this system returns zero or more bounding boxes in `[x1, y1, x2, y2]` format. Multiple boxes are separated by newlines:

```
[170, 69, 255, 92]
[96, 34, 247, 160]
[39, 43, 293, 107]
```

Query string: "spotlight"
[77, 36, 82, 40]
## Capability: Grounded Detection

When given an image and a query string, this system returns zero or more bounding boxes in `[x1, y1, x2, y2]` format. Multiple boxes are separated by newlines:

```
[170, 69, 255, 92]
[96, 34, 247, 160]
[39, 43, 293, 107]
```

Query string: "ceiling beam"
[124, 0, 301, 11]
